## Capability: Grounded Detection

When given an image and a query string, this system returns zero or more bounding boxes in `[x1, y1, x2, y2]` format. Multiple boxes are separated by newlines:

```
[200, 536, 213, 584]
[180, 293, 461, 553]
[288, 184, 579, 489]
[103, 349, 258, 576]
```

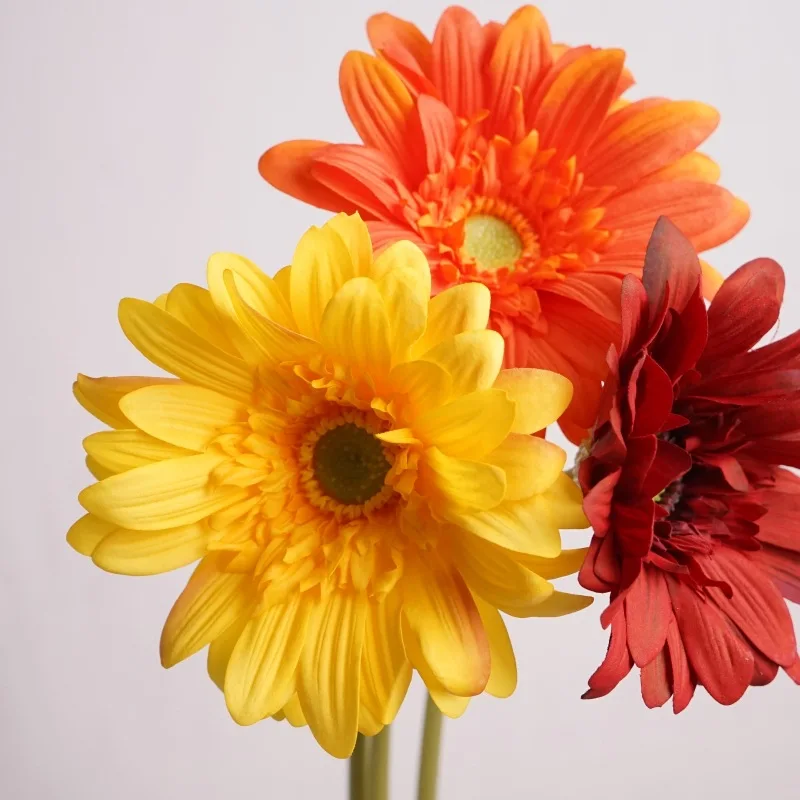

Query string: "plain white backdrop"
[2, 0, 799, 797]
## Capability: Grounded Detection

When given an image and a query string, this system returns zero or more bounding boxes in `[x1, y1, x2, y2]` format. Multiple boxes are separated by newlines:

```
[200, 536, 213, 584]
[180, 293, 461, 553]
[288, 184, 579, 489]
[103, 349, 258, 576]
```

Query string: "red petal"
[619, 274, 649, 354]
[665, 616, 695, 713]
[668, 579, 754, 705]
[625, 567, 672, 667]
[640, 645, 672, 708]
[704, 549, 797, 666]
[631, 355, 675, 437]
[640, 439, 692, 500]
[700, 257, 785, 364]
[584, 612, 633, 698]
[641, 217, 703, 317]
[757, 545, 800, 604]
[581, 469, 620, 537]
[751, 650, 779, 686]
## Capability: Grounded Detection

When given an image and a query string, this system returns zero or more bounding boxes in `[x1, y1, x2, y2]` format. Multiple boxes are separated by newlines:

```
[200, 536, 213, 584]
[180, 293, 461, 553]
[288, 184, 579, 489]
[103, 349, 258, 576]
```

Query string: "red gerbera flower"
[579, 217, 800, 710]
[258, 5, 748, 442]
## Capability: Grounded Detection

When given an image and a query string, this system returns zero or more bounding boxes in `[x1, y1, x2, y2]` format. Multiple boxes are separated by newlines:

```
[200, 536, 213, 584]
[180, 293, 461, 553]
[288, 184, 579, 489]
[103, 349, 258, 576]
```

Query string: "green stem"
[350, 733, 370, 800]
[371, 726, 391, 800]
[417, 695, 444, 800]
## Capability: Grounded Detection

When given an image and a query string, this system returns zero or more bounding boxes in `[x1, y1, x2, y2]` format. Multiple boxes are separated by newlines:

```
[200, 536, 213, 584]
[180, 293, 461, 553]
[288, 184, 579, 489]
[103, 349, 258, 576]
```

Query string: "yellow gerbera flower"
[68, 213, 590, 757]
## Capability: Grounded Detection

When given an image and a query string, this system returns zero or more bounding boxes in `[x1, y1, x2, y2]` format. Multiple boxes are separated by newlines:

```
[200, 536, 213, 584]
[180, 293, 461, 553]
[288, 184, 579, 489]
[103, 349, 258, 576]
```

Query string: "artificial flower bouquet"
[67, 6, 799, 799]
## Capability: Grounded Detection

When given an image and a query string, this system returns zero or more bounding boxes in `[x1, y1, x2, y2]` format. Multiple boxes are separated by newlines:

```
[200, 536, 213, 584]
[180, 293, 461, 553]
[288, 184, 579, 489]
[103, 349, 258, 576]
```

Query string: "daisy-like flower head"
[259, 4, 748, 443]
[69, 213, 590, 757]
[579, 218, 800, 711]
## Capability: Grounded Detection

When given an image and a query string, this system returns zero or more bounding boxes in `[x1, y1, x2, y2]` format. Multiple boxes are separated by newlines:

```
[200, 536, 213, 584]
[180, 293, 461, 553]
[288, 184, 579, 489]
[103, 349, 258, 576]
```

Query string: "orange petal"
[639, 151, 722, 186]
[431, 6, 486, 120]
[534, 48, 626, 160]
[312, 144, 403, 221]
[367, 12, 433, 77]
[366, 221, 427, 254]
[416, 94, 457, 173]
[604, 183, 749, 253]
[339, 51, 421, 171]
[487, 6, 552, 139]
[258, 140, 356, 213]
[584, 100, 719, 191]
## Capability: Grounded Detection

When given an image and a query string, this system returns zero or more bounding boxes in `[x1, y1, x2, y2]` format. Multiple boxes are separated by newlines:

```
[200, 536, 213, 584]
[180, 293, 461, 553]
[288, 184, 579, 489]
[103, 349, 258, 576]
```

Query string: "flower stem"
[417, 696, 444, 800]
[371, 726, 391, 800]
[350, 733, 370, 800]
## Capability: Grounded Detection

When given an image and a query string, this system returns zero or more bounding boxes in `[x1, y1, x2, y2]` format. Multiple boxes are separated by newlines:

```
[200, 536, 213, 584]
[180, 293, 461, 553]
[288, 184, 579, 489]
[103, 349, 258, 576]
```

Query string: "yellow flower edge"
[69, 212, 591, 758]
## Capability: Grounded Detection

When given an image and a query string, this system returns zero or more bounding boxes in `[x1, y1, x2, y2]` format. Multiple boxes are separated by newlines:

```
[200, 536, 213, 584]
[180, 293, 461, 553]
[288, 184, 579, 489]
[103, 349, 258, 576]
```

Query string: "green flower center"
[463, 214, 524, 272]
[313, 423, 391, 505]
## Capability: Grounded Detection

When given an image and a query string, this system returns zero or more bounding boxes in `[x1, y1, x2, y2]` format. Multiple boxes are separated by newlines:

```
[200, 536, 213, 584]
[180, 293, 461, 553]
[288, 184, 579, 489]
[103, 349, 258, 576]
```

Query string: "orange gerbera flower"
[259, 5, 748, 442]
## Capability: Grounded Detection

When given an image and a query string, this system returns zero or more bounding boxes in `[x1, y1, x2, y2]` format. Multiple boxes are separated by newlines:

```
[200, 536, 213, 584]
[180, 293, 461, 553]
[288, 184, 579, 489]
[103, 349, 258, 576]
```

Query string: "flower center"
[462, 214, 524, 272]
[313, 422, 391, 505]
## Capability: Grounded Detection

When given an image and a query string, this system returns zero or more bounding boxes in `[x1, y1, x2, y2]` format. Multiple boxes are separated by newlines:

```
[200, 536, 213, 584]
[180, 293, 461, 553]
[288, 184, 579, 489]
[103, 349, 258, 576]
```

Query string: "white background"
[2, 1, 799, 798]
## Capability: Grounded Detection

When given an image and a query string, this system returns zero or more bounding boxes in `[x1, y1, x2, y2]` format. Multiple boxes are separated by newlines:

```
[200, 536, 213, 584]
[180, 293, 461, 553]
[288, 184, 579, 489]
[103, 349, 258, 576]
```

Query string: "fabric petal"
[402, 555, 490, 696]
[119, 384, 245, 451]
[224, 594, 311, 725]
[421, 330, 505, 397]
[420, 447, 506, 512]
[258, 139, 358, 213]
[163, 283, 238, 355]
[92, 522, 209, 576]
[79, 453, 245, 531]
[411, 283, 491, 357]
[414, 389, 515, 459]
[367, 12, 433, 77]
[118, 299, 253, 402]
[82, 429, 193, 473]
[73, 374, 177, 429]
[494, 368, 573, 433]
[624, 566, 672, 667]
[485, 434, 566, 501]
[298, 591, 368, 759]
[160, 554, 251, 668]
[66, 513, 116, 557]
[474, 596, 517, 698]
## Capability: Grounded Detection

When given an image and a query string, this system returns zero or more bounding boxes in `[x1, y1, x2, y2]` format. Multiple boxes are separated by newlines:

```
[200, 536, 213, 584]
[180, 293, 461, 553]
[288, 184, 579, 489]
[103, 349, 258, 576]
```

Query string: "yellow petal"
[83, 429, 194, 473]
[371, 240, 431, 359]
[86, 456, 114, 480]
[319, 277, 392, 375]
[91, 522, 210, 576]
[221, 270, 320, 363]
[452, 497, 562, 557]
[358, 702, 384, 737]
[389, 360, 452, 416]
[422, 330, 504, 396]
[273, 265, 292, 303]
[208, 617, 248, 691]
[402, 556, 490, 696]
[160, 554, 252, 668]
[411, 283, 491, 358]
[67, 513, 116, 556]
[485, 435, 566, 501]
[518, 547, 589, 579]
[282, 693, 308, 728]
[414, 389, 514, 459]
[360, 591, 412, 726]
[298, 591, 367, 759]
[79, 452, 245, 531]
[494, 368, 573, 434]
[225, 594, 311, 725]
[474, 596, 517, 699]
[538, 472, 590, 529]
[73, 374, 176, 429]
[164, 283, 238, 354]
[207, 252, 294, 329]
[399, 615, 472, 718]
[523, 591, 593, 617]
[421, 447, 506, 512]
[327, 212, 373, 276]
[118, 298, 253, 402]
[451, 531, 555, 616]
[290, 224, 367, 339]
[119, 384, 245, 451]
